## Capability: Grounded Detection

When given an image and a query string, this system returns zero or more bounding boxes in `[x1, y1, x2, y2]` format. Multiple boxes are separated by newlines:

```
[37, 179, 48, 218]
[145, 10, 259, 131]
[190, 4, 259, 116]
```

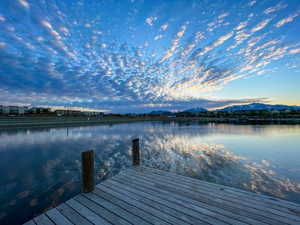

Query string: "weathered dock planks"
[23, 166, 300, 225]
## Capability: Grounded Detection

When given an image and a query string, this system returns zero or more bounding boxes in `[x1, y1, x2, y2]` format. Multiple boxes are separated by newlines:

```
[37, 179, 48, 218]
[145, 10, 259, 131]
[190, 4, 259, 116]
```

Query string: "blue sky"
[0, 0, 299, 113]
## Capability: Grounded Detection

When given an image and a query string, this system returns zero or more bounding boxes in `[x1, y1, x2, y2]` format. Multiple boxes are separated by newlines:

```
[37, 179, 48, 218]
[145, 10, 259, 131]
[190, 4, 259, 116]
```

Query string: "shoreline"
[1, 116, 300, 129]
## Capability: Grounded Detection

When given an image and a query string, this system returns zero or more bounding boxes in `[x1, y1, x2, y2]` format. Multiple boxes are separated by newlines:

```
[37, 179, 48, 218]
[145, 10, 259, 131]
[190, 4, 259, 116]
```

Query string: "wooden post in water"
[81, 150, 95, 193]
[132, 138, 140, 166]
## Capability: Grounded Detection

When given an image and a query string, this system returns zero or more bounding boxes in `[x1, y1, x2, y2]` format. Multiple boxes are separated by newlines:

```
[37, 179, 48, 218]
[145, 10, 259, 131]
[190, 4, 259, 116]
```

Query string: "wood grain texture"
[33, 214, 55, 225]
[126, 168, 299, 224]
[23, 220, 36, 225]
[46, 208, 74, 225]
[132, 138, 140, 166]
[23, 166, 300, 225]
[81, 150, 95, 193]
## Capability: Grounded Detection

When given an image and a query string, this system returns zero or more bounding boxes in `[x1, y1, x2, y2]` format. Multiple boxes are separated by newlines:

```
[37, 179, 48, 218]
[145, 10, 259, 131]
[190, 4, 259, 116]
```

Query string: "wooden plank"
[74, 194, 131, 225]
[141, 166, 300, 210]
[83, 192, 152, 225]
[96, 183, 188, 225]
[113, 171, 265, 225]
[102, 179, 226, 225]
[25, 166, 300, 225]
[101, 180, 200, 224]
[33, 214, 55, 225]
[46, 208, 74, 225]
[125, 171, 288, 225]
[23, 220, 37, 225]
[143, 170, 300, 223]
[129, 168, 300, 224]
[122, 170, 287, 225]
[139, 166, 299, 220]
[146, 170, 300, 221]
[139, 166, 300, 218]
[66, 198, 110, 225]
[93, 187, 171, 225]
[101, 180, 197, 225]
[113, 170, 284, 225]
[111, 173, 264, 225]
[57, 203, 93, 225]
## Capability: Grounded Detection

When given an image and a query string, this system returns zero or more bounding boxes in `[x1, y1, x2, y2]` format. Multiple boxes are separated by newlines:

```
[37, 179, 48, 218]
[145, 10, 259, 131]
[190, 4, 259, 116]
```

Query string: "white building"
[0, 106, 27, 115]
[2, 106, 10, 114]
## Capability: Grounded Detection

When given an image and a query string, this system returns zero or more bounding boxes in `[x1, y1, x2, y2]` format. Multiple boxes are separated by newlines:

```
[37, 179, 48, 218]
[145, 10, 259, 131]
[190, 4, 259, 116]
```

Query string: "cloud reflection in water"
[142, 134, 300, 199]
[0, 122, 300, 224]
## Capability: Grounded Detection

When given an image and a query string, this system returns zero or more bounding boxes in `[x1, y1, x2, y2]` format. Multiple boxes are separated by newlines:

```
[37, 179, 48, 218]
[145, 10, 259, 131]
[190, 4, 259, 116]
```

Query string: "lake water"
[1, 121, 300, 224]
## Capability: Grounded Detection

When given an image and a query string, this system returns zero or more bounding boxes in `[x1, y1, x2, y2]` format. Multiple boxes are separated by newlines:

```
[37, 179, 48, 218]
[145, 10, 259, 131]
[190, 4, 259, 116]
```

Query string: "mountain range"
[183, 107, 208, 113]
[217, 103, 300, 111]
[149, 103, 300, 114]
[149, 110, 173, 115]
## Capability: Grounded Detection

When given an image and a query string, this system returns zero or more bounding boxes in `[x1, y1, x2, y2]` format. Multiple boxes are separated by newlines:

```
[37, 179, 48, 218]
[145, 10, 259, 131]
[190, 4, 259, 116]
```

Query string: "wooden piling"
[132, 138, 140, 166]
[81, 150, 95, 193]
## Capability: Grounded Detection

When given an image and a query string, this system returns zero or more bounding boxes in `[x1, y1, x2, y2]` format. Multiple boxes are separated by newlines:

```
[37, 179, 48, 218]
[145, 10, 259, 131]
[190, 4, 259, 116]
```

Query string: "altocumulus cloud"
[0, 0, 299, 113]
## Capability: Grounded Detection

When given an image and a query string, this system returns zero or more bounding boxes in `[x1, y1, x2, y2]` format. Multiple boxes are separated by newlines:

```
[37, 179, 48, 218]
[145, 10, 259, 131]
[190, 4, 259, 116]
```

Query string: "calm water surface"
[0, 122, 300, 224]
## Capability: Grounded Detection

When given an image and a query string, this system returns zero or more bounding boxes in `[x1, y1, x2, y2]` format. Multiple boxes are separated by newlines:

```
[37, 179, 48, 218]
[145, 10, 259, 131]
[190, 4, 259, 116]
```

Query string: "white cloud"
[275, 12, 299, 28]
[2, 0, 299, 113]
[59, 26, 69, 35]
[247, 36, 264, 48]
[235, 21, 248, 30]
[248, 1, 256, 7]
[0, 42, 6, 48]
[195, 32, 204, 41]
[154, 34, 163, 40]
[145, 16, 157, 26]
[289, 48, 300, 54]
[198, 32, 233, 56]
[159, 25, 187, 63]
[0, 15, 5, 22]
[264, 3, 287, 15]
[160, 24, 168, 31]
[40, 20, 62, 40]
[214, 31, 233, 44]
[18, 0, 30, 9]
[207, 13, 229, 32]
[181, 44, 196, 57]
[218, 13, 229, 19]
[251, 18, 272, 32]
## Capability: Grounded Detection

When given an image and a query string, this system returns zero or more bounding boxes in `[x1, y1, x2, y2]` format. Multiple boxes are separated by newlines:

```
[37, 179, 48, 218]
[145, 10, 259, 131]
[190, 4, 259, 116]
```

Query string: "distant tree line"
[174, 110, 300, 118]
[103, 109, 300, 119]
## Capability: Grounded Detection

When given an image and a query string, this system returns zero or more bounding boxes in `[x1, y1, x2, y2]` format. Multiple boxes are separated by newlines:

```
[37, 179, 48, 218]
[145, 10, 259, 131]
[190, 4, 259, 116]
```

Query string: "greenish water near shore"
[0, 121, 300, 224]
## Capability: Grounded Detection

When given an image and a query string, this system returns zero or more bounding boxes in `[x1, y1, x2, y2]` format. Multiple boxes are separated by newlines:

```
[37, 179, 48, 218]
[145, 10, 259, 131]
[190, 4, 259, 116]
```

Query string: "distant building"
[55, 109, 68, 116]
[55, 109, 84, 116]
[82, 111, 104, 117]
[2, 106, 10, 114]
[167, 115, 176, 118]
[29, 107, 51, 114]
[0, 105, 104, 117]
[0, 106, 27, 115]
[55, 110, 104, 117]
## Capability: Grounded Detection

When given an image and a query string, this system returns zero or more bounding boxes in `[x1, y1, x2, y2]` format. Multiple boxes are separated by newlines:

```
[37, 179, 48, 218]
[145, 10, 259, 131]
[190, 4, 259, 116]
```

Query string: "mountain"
[217, 103, 300, 111]
[183, 107, 208, 113]
[149, 110, 173, 115]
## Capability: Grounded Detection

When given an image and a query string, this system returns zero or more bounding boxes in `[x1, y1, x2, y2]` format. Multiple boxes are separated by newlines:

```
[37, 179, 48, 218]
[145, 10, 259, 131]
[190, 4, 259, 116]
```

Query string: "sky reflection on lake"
[0, 122, 300, 224]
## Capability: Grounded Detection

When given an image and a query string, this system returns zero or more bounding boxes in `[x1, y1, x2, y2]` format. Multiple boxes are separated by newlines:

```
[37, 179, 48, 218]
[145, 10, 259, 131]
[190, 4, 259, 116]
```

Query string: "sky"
[0, 0, 299, 113]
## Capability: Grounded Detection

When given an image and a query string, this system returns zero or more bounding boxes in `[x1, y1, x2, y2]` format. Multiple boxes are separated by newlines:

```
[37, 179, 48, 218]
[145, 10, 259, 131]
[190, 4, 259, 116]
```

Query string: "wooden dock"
[22, 139, 300, 225]
[23, 166, 300, 225]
